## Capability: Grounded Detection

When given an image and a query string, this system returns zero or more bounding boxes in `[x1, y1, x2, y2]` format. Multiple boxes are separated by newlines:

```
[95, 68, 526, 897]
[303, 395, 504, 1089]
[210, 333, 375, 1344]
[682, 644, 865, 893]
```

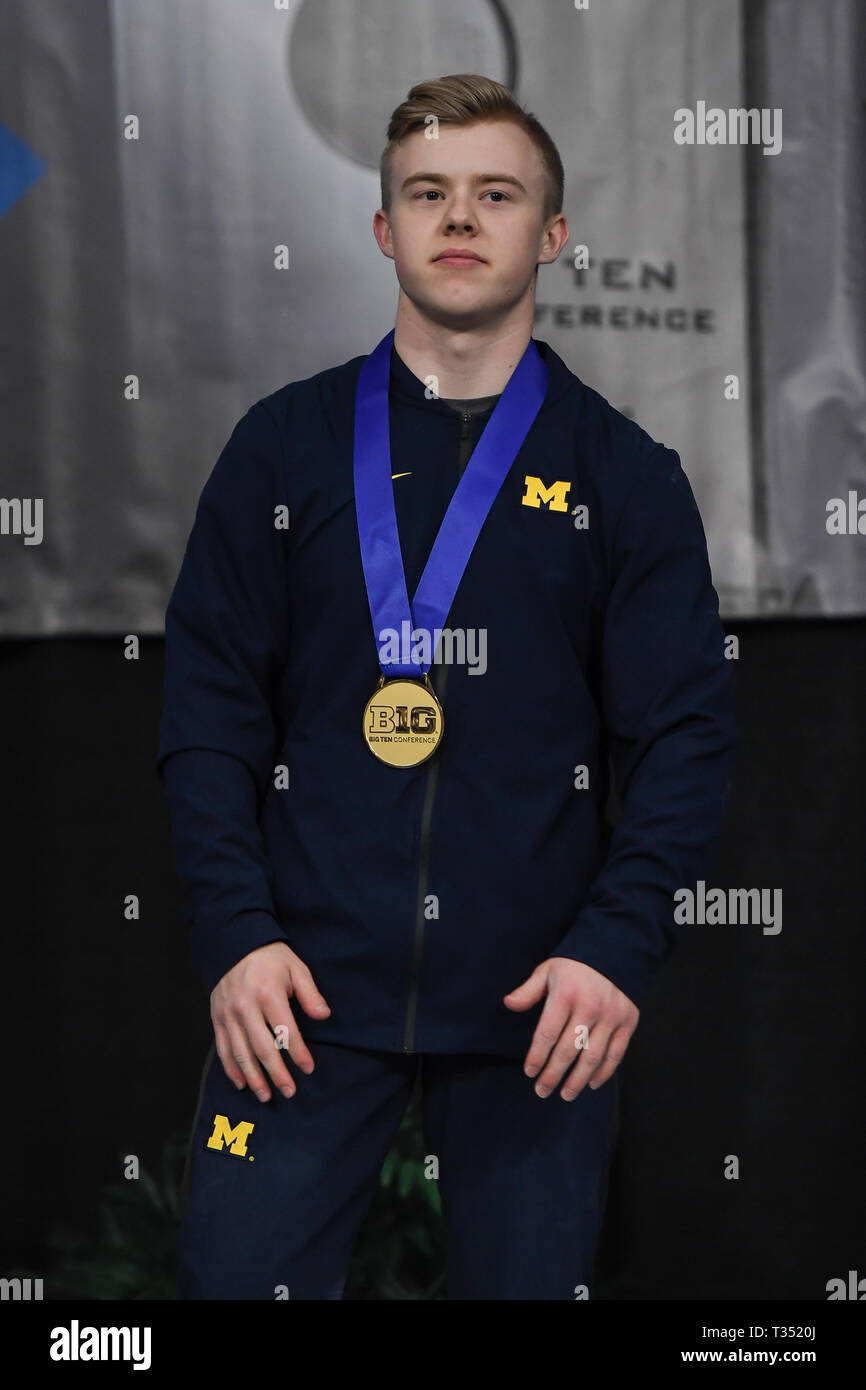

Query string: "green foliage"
[344, 1090, 446, 1300]
[21, 1138, 187, 1301]
[14, 1094, 445, 1300]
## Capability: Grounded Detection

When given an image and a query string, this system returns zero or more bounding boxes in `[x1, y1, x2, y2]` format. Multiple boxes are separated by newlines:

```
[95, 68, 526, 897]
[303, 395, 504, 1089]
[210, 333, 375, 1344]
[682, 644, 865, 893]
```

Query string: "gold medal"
[362, 673, 444, 767]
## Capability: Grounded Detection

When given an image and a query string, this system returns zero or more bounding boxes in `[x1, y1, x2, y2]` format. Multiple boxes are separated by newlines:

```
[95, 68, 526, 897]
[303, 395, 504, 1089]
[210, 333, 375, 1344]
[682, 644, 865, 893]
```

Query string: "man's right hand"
[210, 941, 331, 1102]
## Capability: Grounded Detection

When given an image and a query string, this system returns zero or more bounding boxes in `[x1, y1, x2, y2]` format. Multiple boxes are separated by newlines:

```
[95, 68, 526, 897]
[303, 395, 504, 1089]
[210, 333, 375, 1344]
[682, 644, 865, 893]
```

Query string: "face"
[374, 118, 568, 329]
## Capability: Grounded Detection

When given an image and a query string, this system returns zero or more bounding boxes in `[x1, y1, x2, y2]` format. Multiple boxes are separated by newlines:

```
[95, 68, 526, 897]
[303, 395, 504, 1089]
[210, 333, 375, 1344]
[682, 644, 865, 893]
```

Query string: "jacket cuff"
[189, 910, 290, 999]
[551, 919, 656, 1012]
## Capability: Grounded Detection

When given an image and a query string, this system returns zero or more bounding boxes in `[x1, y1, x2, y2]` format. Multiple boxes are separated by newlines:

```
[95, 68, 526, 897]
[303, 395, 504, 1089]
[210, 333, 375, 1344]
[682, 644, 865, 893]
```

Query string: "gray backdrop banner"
[0, 0, 862, 633]
[750, 0, 866, 614]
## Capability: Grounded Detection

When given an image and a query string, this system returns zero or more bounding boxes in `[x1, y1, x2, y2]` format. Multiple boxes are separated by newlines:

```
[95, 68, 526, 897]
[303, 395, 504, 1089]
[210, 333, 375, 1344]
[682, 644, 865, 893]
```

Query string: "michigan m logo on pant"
[205, 1113, 255, 1159]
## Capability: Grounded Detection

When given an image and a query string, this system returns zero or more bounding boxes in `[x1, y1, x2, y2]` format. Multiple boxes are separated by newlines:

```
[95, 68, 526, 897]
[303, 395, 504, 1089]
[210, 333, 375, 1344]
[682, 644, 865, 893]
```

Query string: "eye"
[416, 190, 442, 200]
[483, 190, 510, 202]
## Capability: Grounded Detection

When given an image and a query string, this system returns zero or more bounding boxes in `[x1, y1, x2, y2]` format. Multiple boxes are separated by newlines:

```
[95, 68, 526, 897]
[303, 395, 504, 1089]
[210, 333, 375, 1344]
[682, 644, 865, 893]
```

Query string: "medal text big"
[362, 676, 444, 767]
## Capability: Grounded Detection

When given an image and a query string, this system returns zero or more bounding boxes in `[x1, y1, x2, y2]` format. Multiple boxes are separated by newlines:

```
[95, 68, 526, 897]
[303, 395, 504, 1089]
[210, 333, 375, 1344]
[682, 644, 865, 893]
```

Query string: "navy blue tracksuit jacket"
[156, 336, 738, 1059]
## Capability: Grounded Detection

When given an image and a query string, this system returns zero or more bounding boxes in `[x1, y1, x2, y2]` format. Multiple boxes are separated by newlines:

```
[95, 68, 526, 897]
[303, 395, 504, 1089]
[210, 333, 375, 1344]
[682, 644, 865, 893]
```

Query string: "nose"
[442, 192, 476, 232]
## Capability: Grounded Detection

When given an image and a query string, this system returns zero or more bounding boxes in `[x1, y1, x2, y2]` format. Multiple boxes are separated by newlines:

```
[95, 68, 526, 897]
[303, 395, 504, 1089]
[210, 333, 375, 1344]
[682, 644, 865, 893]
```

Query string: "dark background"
[3, 616, 864, 1298]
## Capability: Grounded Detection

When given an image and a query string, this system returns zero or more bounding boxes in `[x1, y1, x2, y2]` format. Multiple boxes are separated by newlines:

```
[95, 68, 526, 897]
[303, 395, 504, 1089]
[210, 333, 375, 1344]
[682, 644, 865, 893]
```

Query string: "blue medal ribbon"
[353, 327, 548, 679]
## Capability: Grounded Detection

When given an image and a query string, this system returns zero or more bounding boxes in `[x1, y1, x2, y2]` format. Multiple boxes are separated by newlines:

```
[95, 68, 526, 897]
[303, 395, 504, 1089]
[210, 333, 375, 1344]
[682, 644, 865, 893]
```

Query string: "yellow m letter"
[206, 1114, 255, 1157]
[521, 476, 572, 511]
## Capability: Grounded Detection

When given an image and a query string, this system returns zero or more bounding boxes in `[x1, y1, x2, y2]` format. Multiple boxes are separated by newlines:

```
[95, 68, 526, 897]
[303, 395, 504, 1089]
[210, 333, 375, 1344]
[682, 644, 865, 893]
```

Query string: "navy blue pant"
[176, 1039, 620, 1300]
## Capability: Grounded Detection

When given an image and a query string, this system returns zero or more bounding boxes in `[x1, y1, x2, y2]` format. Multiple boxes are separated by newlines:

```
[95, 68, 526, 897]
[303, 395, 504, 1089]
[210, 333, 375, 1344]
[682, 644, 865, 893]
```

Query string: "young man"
[157, 73, 738, 1300]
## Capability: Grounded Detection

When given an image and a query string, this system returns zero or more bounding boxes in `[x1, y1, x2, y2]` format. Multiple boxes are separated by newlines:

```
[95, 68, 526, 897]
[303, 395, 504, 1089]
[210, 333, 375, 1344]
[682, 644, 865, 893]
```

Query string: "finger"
[242, 1006, 300, 1100]
[585, 1027, 631, 1092]
[559, 1024, 616, 1100]
[288, 960, 331, 1021]
[534, 1012, 607, 1096]
[213, 1019, 246, 1090]
[225, 1017, 273, 1102]
[523, 991, 572, 1079]
[503, 964, 548, 1010]
[263, 998, 315, 1086]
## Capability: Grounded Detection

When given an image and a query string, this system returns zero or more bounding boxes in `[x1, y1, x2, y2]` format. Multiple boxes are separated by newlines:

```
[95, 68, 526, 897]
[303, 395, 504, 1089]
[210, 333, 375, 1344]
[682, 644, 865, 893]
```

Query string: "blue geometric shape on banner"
[0, 121, 47, 218]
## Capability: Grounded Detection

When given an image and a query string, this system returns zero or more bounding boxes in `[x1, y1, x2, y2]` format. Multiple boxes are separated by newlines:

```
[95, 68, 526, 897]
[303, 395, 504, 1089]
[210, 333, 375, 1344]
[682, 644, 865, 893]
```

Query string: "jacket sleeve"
[553, 443, 739, 1009]
[156, 401, 292, 997]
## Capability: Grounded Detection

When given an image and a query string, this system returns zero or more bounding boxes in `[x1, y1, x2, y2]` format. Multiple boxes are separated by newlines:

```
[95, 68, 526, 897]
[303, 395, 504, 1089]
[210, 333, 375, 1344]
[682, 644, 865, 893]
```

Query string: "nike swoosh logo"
[391, 472, 412, 479]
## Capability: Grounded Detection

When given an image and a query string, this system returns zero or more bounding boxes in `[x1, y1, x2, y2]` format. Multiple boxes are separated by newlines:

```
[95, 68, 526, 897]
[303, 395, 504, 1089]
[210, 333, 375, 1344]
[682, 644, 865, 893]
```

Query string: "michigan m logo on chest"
[521, 475, 572, 511]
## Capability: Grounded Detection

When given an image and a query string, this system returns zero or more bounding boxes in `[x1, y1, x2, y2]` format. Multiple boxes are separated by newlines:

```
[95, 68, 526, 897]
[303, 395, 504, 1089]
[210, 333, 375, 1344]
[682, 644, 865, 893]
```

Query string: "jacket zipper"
[402, 663, 448, 1054]
[402, 408, 472, 1054]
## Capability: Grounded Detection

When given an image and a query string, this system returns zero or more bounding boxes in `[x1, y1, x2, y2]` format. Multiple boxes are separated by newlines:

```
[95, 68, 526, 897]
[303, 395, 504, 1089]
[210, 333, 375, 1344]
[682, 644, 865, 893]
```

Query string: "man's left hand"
[503, 958, 639, 1100]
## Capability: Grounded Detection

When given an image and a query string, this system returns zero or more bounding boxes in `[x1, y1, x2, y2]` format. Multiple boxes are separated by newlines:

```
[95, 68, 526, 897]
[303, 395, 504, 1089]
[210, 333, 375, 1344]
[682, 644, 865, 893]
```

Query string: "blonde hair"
[380, 73, 564, 225]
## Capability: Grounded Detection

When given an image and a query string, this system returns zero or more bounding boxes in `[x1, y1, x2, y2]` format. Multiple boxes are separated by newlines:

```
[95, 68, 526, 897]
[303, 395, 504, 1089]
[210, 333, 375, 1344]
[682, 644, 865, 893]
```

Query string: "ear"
[372, 208, 396, 261]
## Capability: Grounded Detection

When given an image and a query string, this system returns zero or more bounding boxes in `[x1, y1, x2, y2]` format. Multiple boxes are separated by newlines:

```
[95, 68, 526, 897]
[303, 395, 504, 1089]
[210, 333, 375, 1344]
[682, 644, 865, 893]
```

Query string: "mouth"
[433, 251, 485, 266]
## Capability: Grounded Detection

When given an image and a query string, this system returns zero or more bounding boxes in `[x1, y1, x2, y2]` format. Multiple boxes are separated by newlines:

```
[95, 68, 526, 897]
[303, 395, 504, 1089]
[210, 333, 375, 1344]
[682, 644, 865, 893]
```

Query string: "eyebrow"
[400, 172, 527, 194]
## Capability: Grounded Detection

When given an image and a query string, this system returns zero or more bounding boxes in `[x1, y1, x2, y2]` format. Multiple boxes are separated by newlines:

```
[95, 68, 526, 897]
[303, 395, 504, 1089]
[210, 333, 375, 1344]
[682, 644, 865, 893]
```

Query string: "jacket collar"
[388, 336, 579, 416]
